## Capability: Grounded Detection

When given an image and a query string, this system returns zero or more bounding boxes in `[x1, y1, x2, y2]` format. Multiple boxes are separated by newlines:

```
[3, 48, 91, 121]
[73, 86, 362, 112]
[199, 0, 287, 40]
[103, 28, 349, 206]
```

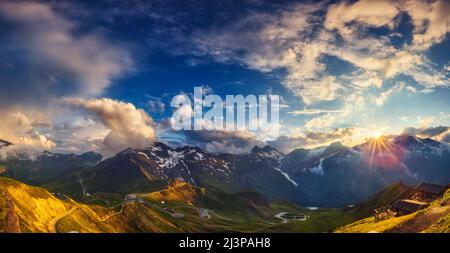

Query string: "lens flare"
[363, 135, 404, 169]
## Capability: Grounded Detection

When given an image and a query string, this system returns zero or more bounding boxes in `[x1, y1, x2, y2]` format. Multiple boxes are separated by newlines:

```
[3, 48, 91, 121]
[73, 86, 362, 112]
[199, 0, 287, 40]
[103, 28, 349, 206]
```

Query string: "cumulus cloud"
[324, 0, 399, 39]
[192, 2, 335, 105]
[0, 110, 55, 158]
[62, 98, 156, 155]
[405, 0, 450, 50]
[326, 0, 450, 50]
[0, 1, 132, 107]
[190, 0, 450, 130]
[0, 1, 135, 157]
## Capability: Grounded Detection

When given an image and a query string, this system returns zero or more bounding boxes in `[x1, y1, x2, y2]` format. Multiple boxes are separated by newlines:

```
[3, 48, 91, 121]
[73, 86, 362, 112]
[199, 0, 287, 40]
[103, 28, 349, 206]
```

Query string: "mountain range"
[1, 134, 449, 208]
[1, 133, 450, 233]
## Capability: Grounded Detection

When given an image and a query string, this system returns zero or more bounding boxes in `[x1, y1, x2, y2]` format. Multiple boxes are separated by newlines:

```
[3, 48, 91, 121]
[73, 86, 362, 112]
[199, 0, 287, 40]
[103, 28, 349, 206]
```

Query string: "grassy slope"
[0, 177, 130, 232]
[138, 181, 356, 233]
[335, 188, 450, 233]
[6, 175, 440, 233]
[0, 183, 5, 232]
[1, 176, 355, 233]
[424, 189, 450, 233]
[347, 182, 415, 219]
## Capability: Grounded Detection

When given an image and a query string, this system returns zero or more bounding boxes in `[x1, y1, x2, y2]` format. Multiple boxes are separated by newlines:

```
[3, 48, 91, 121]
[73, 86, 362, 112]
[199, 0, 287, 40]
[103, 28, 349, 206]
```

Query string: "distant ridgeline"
[0, 134, 450, 233]
[1, 134, 450, 208]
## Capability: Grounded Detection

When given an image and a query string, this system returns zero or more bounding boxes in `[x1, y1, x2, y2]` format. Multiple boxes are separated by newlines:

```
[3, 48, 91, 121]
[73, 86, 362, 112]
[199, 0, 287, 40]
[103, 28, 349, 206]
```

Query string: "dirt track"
[48, 207, 78, 233]
[387, 205, 450, 233]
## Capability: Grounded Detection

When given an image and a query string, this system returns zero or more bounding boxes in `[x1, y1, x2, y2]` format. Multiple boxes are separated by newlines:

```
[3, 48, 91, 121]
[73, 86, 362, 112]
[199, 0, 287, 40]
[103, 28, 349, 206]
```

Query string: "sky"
[0, 0, 449, 157]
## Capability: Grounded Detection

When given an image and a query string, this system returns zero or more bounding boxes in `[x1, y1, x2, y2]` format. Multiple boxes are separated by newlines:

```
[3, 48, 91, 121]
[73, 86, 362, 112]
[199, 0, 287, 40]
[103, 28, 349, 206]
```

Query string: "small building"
[391, 199, 429, 216]
[412, 183, 449, 202]
[374, 206, 395, 220]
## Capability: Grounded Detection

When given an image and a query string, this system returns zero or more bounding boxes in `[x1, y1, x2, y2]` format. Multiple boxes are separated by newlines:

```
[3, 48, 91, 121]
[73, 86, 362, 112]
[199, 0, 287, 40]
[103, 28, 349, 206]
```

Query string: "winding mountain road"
[48, 207, 78, 233]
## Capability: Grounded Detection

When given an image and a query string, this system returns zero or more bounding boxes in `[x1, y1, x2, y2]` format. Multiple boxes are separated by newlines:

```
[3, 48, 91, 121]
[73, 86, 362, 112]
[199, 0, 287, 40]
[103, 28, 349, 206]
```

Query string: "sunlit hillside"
[0, 176, 365, 233]
[335, 188, 450, 233]
[0, 177, 129, 232]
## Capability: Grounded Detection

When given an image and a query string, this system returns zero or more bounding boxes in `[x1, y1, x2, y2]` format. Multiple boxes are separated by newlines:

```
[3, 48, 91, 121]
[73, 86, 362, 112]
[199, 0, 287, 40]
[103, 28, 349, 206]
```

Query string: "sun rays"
[364, 135, 402, 169]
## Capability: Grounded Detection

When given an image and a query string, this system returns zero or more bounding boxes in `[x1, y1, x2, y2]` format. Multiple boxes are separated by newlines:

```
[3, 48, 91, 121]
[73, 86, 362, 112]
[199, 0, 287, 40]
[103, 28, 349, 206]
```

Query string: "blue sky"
[0, 0, 449, 156]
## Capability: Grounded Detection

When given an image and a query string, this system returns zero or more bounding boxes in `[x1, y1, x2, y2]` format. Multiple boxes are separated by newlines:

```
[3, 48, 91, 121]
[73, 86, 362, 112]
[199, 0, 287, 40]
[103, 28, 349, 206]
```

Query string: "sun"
[363, 132, 403, 169]
[369, 130, 383, 139]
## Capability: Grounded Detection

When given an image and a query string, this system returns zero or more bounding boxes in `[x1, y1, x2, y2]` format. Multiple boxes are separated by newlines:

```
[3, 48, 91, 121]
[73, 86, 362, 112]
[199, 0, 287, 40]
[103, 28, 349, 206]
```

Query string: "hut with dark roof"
[391, 199, 429, 216]
[412, 183, 449, 202]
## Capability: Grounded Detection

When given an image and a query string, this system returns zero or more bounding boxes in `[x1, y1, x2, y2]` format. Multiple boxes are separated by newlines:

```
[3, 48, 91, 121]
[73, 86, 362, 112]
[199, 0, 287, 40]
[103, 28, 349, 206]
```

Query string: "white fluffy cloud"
[192, 0, 450, 130]
[405, 0, 450, 50]
[325, 0, 399, 39]
[0, 1, 135, 156]
[62, 98, 156, 155]
[326, 0, 450, 50]
[0, 110, 55, 158]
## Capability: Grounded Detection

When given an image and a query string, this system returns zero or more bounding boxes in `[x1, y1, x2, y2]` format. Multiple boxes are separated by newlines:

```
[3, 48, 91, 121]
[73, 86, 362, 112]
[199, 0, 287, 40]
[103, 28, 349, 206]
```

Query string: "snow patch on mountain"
[261, 150, 283, 159]
[274, 167, 298, 187]
[308, 158, 325, 176]
[401, 163, 419, 180]
[138, 152, 150, 160]
[159, 150, 184, 169]
[195, 152, 204, 161]
[151, 146, 163, 152]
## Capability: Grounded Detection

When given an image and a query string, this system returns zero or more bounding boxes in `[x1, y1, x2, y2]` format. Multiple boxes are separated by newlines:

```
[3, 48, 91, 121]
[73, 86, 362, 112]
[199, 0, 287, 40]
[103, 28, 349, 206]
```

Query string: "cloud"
[418, 116, 436, 128]
[267, 127, 358, 153]
[325, 0, 450, 50]
[304, 113, 336, 129]
[62, 98, 156, 155]
[187, 0, 449, 131]
[192, 2, 338, 105]
[146, 96, 166, 116]
[0, 111, 55, 158]
[440, 132, 450, 143]
[402, 125, 449, 139]
[288, 108, 344, 115]
[0, 1, 132, 107]
[325, 0, 399, 39]
[374, 82, 406, 106]
[405, 0, 450, 50]
[181, 129, 264, 154]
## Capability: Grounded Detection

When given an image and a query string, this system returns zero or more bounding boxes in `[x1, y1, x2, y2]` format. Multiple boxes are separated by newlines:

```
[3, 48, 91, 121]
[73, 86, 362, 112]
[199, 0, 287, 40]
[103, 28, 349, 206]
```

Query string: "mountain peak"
[153, 142, 171, 150]
[262, 145, 279, 153]
[393, 134, 423, 146]
[324, 141, 347, 153]
[42, 150, 53, 156]
[251, 145, 283, 158]
[328, 141, 345, 148]
[0, 139, 12, 148]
